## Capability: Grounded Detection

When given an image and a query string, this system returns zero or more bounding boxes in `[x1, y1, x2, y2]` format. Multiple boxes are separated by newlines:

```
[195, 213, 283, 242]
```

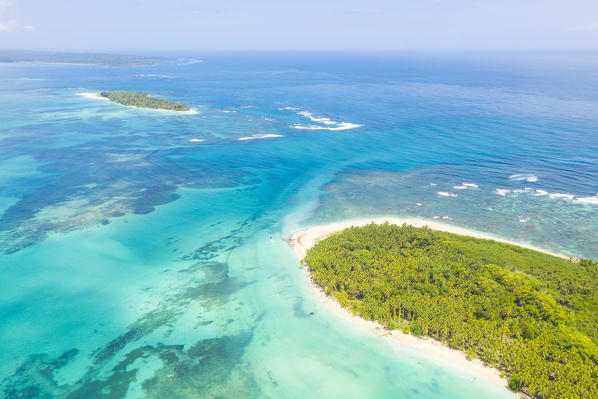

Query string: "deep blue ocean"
[0, 52, 597, 398]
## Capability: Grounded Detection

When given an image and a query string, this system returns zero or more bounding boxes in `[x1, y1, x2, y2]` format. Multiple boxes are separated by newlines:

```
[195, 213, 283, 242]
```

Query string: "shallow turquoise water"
[1, 53, 597, 398]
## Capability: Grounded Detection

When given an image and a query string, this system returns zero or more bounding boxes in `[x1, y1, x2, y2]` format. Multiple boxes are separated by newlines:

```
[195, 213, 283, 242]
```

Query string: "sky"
[1, 0, 598, 52]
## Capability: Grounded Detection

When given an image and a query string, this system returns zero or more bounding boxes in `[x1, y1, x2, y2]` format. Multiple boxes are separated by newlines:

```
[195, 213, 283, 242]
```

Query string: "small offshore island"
[78, 91, 196, 114]
[294, 221, 598, 399]
[100, 91, 191, 111]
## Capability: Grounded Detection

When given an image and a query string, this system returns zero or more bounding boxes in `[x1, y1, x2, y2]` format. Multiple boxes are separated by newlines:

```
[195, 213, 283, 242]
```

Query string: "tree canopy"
[304, 223, 598, 398]
[100, 91, 189, 111]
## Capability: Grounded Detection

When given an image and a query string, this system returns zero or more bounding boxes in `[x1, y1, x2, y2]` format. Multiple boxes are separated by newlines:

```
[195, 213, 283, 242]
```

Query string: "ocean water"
[1, 52, 597, 398]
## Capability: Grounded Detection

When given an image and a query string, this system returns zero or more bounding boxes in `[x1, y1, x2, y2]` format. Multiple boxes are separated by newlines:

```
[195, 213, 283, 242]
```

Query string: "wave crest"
[509, 173, 538, 183]
[288, 109, 361, 131]
[238, 134, 283, 141]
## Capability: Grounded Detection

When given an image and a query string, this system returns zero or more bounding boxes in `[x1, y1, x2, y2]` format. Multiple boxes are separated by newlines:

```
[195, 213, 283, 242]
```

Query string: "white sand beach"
[77, 92, 109, 101]
[288, 217, 563, 395]
[76, 92, 198, 114]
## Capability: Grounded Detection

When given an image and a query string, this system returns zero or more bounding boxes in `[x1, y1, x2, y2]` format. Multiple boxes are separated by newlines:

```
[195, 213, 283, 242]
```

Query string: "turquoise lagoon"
[1, 53, 597, 398]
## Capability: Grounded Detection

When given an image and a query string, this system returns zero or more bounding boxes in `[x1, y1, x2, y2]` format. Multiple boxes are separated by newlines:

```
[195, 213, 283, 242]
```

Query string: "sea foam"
[238, 134, 283, 141]
[509, 173, 538, 183]
[176, 58, 203, 65]
[549, 193, 575, 200]
[135, 74, 175, 79]
[438, 192, 458, 197]
[297, 111, 337, 125]
[454, 182, 478, 190]
[292, 123, 362, 131]
[575, 194, 598, 205]
[291, 110, 361, 131]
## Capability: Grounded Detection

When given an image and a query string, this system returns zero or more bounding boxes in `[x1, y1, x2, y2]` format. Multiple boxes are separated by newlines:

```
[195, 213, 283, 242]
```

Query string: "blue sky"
[1, 0, 598, 51]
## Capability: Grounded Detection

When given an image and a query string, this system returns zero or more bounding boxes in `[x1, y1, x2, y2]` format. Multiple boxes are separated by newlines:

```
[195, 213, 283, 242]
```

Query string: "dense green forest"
[304, 223, 598, 398]
[100, 91, 189, 111]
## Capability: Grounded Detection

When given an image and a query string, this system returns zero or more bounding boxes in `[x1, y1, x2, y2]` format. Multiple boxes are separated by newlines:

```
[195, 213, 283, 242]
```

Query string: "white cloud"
[570, 21, 598, 32]
[0, 0, 33, 33]
[0, 0, 14, 14]
[0, 20, 35, 33]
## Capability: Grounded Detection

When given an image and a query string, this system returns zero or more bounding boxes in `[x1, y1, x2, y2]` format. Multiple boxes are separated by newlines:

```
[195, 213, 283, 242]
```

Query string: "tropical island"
[295, 221, 598, 399]
[99, 91, 191, 112]
[0, 50, 167, 66]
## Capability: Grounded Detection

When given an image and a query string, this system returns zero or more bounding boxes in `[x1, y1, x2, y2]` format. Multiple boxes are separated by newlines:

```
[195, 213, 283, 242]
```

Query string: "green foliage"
[100, 91, 189, 111]
[304, 223, 598, 398]
[0, 50, 167, 66]
[509, 375, 524, 392]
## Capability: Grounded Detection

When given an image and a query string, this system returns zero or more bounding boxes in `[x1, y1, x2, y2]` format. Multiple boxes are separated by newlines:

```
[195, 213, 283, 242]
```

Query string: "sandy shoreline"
[77, 92, 110, 101]
[76, 92, 198, 114]
[288, 217, 559, 395]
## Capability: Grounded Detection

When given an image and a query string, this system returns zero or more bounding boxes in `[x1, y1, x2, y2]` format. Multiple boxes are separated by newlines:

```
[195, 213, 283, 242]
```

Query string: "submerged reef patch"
[0, 144, 249, 254]
[1, 248, 258, 398]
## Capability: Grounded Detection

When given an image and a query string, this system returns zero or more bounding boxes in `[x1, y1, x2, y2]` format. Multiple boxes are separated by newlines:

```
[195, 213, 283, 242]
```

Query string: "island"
[99, 91, 190, 112]
[0, 50, 167, 66]
[294, 220, 598, 399]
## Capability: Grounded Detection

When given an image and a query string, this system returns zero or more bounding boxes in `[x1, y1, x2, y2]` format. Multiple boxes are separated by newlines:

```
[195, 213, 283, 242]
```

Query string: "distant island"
[0, 50, 167, 66]
[99, 91, 190, 112]
[294, 221, 598, 399]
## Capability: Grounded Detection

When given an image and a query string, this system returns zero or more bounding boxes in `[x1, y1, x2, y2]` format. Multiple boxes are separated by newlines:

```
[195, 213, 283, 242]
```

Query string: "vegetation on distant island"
[0, 50, 167, 66]
[304, 223, 598, 399]
[100, 91, 189, 111]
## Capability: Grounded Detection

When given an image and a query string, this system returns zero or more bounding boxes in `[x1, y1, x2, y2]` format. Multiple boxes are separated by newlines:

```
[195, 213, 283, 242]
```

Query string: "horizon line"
[3, 48, 598, 54]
